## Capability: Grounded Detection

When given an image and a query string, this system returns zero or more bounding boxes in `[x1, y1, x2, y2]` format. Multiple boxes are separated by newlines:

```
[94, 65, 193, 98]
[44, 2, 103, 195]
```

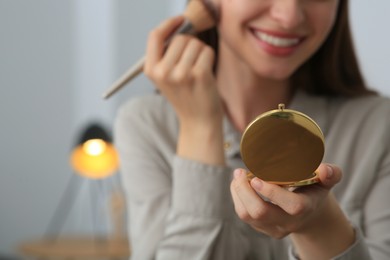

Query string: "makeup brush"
[102, 0, 219, 99]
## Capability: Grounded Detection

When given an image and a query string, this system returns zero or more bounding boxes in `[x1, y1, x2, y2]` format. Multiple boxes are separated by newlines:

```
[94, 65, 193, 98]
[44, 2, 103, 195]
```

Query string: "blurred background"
[0, 0, 389, 258]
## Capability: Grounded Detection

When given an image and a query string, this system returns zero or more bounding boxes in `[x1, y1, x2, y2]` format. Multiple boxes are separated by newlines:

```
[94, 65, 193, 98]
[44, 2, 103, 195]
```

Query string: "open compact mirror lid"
[240, 104, 325, 186]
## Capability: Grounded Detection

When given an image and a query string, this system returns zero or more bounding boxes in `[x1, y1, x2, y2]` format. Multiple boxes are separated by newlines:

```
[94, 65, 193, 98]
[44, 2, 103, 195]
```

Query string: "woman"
[115, 0, 390, 259]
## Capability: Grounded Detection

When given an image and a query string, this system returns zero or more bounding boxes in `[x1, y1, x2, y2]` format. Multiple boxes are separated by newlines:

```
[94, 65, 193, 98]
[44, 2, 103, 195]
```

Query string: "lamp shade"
[70, 123, 119, 179]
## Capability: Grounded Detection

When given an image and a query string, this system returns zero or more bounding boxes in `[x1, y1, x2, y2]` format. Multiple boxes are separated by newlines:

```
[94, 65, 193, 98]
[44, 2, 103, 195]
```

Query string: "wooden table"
[18, 236, 130, 260]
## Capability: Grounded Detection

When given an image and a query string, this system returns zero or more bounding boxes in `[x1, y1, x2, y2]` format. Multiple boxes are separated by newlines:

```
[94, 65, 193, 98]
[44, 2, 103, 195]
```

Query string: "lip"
[250, 28, 305, 57]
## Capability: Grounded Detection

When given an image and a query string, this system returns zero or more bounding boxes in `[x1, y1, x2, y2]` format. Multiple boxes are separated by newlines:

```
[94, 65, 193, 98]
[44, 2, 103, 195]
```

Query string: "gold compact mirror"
[240, 104, 325, 187]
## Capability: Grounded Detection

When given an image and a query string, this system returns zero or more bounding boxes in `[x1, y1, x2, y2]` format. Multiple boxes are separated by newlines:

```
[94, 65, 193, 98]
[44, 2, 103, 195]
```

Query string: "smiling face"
[215, 0, 340, 80]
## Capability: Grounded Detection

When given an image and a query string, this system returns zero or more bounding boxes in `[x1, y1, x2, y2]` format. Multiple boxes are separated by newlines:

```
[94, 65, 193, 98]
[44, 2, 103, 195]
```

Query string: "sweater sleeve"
[157, 156, 250, 260]
[313, 96, 390, 260]
[362, 151, 390, 259]
[342, 98, 390, 260]
[114, 96, 250, 260]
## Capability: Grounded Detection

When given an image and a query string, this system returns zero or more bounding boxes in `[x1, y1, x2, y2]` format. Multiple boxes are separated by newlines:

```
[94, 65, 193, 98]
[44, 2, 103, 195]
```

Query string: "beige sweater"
[115, 90, 390, 260]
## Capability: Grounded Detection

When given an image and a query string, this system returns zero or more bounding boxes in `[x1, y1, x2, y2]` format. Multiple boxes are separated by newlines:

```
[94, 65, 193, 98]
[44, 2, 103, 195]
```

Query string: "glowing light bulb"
[71, 138, 119, 179]
[83, 139, 107, 156]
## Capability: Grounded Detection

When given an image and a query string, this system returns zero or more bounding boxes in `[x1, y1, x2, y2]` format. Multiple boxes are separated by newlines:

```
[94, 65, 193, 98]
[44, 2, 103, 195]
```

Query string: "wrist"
[290, 194, 355, 260]
[177, 118, 225, 166]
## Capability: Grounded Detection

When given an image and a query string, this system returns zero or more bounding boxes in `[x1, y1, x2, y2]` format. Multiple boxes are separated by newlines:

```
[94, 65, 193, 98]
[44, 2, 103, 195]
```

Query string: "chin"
[256, 67, 296, 81]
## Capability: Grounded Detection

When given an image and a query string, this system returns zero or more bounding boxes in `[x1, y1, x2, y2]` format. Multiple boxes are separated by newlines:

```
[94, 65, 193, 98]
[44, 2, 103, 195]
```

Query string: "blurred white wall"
[350, 0, 390, 96]
[0, 0, 172, 256]
[0, 0, 389, 257]
[0, 0, 75, 256]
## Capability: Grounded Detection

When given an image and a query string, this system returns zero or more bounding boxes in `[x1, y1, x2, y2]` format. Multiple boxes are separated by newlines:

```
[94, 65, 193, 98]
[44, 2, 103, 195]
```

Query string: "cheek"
[218, 1, 241, 39]
[219, 0, 260, 23]
[309, 4, 339, 43]
[217, 0, 256, 43]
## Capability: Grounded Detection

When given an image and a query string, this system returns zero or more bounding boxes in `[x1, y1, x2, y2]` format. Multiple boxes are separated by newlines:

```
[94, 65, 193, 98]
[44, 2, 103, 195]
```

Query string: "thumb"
[317, 163, 342, 190]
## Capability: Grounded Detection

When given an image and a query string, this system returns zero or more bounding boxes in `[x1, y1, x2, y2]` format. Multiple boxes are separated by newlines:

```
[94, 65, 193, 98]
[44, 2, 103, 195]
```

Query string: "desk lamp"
[19, 122, 130, 259]
[70, 123, 119, 179]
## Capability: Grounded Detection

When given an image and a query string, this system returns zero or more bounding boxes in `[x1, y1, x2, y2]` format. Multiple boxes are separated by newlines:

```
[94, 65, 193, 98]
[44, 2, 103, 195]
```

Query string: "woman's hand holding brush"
[102, 0, 219, 99]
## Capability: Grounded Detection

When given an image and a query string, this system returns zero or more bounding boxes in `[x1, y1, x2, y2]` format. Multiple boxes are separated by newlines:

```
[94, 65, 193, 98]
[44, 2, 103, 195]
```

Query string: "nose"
[269, 0, 305, 29]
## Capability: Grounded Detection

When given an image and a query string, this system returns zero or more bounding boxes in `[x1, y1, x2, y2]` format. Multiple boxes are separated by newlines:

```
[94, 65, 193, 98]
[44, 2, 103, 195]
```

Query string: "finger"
[159, 35, 191, 70]
[145, 16, 185, 69]
[230, 177, 249, 220]
[173, 38, 204, 74]
[251, 178, 308, 216]
[232, 169, 270, 219]
[317, 163, 342, 189]
[193, 44, 215, 76]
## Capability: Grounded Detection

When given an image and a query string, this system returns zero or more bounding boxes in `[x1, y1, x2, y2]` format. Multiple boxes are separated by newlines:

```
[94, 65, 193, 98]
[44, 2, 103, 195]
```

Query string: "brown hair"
[196, 0, 375, 97]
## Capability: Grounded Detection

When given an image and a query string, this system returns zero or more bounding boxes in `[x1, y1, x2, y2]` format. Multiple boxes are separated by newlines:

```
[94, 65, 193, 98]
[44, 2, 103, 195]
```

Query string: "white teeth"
[254, 31, 299, 47]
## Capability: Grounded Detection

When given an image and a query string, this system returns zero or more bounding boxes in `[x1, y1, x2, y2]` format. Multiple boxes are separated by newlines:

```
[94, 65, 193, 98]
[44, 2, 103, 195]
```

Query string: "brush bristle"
[201, 0, 220, 22]
[183, 0, 219, 32]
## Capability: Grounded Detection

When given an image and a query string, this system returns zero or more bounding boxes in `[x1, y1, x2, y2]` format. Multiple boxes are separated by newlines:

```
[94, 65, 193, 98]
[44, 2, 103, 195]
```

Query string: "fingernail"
[251, 178, 263, 190]
[234, 169, 242, 179]
[327, 165, 334, 179]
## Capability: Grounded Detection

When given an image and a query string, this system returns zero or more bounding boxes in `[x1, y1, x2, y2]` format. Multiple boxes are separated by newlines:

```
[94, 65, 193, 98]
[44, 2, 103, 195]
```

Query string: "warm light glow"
[83, 139, 107, 156]
[70, 139, 119, 179]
